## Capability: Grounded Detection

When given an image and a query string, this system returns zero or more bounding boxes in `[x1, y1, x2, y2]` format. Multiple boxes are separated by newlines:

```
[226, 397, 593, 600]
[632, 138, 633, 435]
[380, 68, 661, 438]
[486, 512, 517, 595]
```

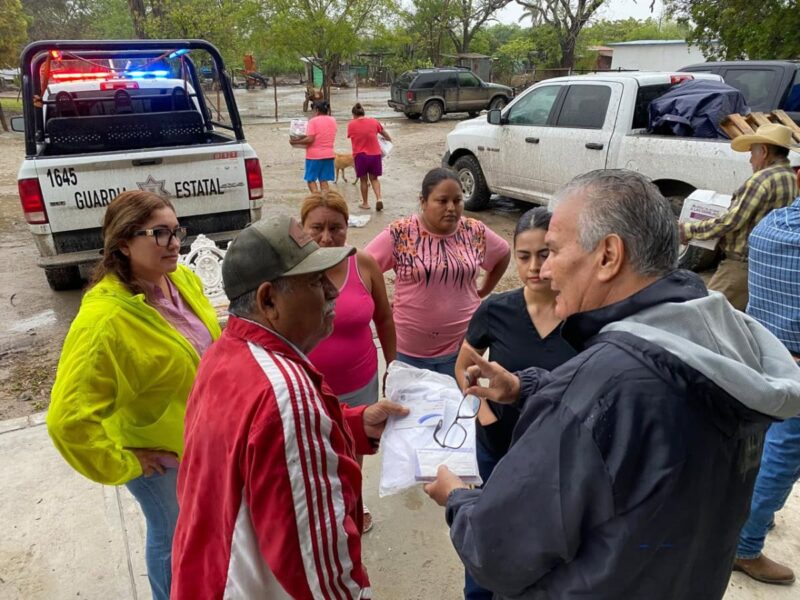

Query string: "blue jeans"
[125, 468, 179, 600]
[737, 416, 800, 558]
[396, 351, 458, 379]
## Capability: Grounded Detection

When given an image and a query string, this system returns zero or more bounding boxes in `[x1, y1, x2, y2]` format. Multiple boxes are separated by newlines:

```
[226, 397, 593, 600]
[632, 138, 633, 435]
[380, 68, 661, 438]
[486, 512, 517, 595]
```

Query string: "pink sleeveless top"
[309, 254, 378, 395]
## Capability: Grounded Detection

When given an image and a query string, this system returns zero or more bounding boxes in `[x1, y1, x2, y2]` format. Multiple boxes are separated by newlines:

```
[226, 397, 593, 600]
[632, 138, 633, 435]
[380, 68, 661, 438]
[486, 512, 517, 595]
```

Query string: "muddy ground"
[0, 84, 525, 419]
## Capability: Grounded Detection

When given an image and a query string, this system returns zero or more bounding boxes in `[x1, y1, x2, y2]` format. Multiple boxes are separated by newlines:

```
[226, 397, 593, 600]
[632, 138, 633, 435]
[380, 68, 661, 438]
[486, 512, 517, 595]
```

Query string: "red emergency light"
[670, 74, 694, 85]
[51, 72, 113, 82]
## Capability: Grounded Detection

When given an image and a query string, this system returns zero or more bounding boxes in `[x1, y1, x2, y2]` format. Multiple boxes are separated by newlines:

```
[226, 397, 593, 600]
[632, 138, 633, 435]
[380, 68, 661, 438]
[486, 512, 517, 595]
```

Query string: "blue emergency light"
[124, 70, 170, 78]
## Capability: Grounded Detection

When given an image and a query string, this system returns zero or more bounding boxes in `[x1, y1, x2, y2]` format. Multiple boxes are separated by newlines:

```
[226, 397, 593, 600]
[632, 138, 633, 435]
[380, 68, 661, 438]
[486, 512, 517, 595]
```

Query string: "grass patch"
[0, 97, 24, 113]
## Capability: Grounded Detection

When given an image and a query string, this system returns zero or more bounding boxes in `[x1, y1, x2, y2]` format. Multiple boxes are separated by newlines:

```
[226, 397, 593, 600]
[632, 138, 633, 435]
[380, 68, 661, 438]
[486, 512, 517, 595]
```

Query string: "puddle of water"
[10, 310, 57, 333]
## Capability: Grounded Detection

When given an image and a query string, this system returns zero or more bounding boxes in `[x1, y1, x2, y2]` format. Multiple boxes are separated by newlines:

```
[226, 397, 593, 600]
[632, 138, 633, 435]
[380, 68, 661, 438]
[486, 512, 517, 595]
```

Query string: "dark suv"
[679, 60, 800, 121]
[388, 67, 513, 123]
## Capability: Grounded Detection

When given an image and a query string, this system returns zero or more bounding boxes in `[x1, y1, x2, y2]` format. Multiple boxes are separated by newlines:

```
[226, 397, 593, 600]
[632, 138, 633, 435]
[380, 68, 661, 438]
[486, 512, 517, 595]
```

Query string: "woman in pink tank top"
[301, 190, 397, 533]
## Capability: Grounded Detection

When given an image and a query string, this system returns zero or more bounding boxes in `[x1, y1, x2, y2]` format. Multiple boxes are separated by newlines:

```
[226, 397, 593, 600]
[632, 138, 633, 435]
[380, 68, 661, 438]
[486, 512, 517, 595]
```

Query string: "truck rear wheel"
[45, 266, 83, 291]
[423, 101, 444, 123]
[454, 155, 491, 212]
[489, 96, 507, 111]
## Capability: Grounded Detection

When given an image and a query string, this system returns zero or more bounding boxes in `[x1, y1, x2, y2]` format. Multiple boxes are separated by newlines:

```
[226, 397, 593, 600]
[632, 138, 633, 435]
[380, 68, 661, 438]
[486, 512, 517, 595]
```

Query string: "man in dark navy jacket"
[424, 169, 800, 600]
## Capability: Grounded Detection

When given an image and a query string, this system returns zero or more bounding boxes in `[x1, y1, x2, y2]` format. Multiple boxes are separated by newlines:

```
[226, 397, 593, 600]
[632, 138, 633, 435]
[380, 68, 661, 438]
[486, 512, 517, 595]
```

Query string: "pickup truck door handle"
[585, 142, 604, 150]
[525, 137, 539, 144]
[132, 157, 163, 166]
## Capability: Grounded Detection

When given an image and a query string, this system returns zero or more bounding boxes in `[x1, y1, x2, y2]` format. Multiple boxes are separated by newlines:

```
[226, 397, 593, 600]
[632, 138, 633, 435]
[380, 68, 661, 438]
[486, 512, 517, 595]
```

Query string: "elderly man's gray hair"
[228, 276, 293, 318]
[549, 169, 678, 277]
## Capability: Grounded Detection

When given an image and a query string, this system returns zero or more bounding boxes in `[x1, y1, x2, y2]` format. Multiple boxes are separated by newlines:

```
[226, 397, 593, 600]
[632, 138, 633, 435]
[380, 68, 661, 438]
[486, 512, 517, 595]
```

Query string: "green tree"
[22, 0, 94, 41]
[0, 0, 28, 67]
[407, 0, 456, 65]
[514, 0, 609, 68]
[448, 0, 511, 54]
[266, 0, 394, 100]
[665, 0, 800, 59]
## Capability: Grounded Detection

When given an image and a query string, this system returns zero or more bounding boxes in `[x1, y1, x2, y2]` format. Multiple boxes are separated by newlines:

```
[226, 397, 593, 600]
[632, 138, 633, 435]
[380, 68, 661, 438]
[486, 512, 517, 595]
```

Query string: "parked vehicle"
[388, 67, 513, 123]
[13, 40, 263, 290]
[680, 60, 800, 122]
[441, 71, 789, 271]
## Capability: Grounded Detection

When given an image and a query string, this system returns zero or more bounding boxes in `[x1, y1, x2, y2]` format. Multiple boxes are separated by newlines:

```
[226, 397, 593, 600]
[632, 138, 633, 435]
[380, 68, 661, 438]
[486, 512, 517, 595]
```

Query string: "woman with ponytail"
[47, 190, 220, 600]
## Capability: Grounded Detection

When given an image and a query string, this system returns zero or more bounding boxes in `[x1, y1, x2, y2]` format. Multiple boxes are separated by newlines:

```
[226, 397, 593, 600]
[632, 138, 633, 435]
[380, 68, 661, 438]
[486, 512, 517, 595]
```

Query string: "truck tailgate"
[33, 144, 250, 233]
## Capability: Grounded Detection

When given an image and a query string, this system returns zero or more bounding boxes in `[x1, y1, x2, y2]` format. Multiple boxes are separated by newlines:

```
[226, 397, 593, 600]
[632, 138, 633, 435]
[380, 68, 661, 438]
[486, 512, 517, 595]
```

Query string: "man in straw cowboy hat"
[681, 123, 798, 311]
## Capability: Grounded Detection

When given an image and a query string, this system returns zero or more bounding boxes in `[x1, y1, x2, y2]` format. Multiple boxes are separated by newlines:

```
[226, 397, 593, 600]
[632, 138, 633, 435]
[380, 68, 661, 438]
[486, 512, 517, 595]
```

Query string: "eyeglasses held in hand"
[433, 376, 480, 450]
[133, 226, 188, 247]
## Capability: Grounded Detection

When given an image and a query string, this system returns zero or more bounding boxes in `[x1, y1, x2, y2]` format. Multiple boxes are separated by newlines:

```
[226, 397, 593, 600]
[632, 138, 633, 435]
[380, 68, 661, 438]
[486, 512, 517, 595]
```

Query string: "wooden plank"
[723, 113, 756, 136]
[719, 116, 743, 140]
[745, 111, 772, 129]
[770, 110, 800, 143]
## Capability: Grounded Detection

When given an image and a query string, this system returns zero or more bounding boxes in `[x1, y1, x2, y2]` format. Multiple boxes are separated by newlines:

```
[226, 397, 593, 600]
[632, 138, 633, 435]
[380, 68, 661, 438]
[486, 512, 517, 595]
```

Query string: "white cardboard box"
[679, 189, 733, 250]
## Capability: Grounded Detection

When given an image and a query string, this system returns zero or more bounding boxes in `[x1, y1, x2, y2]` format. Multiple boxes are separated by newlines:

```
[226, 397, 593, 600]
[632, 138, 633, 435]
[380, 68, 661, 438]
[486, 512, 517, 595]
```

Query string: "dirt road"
[0, 84, 524, 419]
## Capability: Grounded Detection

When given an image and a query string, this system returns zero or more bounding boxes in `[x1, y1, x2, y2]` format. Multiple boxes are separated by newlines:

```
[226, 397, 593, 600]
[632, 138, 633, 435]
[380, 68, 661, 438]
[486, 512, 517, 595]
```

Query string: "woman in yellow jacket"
[48, 190, 221, 600]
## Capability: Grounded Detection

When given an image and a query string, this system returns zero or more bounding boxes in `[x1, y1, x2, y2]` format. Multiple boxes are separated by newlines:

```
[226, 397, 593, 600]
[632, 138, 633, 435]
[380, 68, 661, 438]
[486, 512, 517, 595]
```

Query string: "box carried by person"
[679, 190, 733, 250]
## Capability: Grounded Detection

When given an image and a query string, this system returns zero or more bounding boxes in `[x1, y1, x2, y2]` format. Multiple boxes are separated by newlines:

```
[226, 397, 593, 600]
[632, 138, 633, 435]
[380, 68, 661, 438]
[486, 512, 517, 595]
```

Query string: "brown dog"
[334, 153, 356, 184]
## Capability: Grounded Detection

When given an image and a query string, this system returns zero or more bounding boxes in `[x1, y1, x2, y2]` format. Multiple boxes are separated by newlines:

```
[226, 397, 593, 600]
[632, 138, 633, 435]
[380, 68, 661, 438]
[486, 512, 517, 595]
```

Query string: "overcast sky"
[497, 0, 666, 27]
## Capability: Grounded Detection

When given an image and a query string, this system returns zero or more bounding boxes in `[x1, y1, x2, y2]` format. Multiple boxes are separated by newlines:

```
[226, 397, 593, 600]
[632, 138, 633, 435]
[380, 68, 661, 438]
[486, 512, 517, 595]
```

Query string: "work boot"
[733, 554, 795, 585]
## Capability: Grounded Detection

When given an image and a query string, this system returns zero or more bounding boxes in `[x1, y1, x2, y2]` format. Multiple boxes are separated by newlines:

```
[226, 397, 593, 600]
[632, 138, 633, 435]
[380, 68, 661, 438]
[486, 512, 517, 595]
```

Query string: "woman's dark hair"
[351, 102, 365, 117]
[90, 190, 176, 295]
[420, 168, 460, 201]
[314, 100, 330, 115]
[514, 207, 551, 243]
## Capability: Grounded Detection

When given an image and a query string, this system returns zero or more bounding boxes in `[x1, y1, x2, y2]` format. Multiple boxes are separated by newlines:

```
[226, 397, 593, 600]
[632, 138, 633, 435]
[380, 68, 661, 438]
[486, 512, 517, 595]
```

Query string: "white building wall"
[610, 43, 707, 72]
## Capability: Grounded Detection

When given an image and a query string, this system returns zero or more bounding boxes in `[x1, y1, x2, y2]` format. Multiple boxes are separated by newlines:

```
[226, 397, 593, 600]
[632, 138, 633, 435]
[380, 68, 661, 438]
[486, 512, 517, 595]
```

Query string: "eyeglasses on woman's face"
[132, 226, 188, 247]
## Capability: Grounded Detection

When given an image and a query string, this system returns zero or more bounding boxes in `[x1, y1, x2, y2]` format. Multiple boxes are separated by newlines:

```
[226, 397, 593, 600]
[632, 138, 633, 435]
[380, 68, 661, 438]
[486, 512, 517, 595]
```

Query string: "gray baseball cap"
[222, 215, 354, 300]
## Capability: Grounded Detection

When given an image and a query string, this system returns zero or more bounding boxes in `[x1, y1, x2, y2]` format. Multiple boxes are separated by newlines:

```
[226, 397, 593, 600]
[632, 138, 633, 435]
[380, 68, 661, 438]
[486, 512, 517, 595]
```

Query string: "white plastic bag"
[378, 135, 393, 158]
[379, 361, 481, 497]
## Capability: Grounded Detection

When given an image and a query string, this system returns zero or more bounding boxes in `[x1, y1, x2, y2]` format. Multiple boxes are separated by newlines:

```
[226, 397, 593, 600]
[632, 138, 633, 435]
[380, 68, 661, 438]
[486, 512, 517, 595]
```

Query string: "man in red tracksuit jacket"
[171, 215, 406, 599]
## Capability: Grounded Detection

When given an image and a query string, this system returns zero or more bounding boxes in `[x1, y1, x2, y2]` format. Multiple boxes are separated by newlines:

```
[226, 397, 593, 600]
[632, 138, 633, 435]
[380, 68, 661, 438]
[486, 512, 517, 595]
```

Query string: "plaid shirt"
[748, 197, 800, 354]
[682, 160, 797, 257]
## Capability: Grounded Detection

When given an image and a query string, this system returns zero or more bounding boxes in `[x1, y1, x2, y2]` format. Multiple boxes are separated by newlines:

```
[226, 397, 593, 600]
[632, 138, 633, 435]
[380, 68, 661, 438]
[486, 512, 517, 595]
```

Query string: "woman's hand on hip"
[128, 448, 179, 477]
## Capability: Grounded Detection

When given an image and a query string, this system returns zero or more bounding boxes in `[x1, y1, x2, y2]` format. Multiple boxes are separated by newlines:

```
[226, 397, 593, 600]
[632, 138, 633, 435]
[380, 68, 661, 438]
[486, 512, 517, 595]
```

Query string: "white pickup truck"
[13, 40, 263, 290]
[442, 71, 794, 269]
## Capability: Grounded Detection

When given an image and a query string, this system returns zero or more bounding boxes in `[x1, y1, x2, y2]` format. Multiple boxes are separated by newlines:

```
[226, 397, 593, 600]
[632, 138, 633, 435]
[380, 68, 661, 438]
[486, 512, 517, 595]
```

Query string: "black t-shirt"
[466, 288, 576, 458]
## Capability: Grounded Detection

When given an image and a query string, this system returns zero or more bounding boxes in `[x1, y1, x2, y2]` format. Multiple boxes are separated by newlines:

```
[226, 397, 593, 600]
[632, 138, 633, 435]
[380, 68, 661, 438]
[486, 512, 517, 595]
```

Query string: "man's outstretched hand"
[463, 347, 521, 405]
[363, 399, 409, 440]
[423, 465, 469, 506]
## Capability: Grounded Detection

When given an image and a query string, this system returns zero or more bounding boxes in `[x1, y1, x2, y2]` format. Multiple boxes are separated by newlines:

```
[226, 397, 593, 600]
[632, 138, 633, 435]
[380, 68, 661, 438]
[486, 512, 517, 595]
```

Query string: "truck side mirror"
[10, 117, 24, 133]
[487, 109, 502, 125]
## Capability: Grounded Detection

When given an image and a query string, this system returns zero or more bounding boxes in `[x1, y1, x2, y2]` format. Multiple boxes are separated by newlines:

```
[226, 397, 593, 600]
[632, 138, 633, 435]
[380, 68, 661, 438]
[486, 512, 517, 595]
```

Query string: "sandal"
[359, 203, 371, 210]
[362, 504, 373, 533]
[375, 200, 384, 212]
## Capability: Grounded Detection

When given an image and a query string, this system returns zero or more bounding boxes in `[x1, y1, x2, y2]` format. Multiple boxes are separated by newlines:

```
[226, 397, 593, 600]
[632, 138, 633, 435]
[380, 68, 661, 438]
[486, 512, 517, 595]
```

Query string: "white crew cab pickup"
[441, 71, 785, 270]
[13, 40, 263, 290]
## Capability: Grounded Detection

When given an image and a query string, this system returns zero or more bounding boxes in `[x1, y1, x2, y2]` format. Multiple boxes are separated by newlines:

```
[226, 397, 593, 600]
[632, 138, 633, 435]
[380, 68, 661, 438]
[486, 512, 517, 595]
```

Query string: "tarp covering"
[648, 79, 750, 139]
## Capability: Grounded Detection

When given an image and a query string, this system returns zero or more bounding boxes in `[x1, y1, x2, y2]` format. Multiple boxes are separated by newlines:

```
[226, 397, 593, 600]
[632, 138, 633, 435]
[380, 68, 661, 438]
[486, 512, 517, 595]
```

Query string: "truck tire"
[45, 266, 83, 291]
[454, 155, 491, 212]
[405, 112, 421, 120]
[666, 194, 721, 273]
[489, 96, 507, 111]
[423, 101, 444, 123]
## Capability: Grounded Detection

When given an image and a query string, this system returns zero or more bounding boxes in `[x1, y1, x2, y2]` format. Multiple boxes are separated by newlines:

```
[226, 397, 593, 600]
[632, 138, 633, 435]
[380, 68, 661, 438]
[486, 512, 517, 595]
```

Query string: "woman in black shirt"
[456, 207, 576, 476]
[455, 207, 576, 600]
